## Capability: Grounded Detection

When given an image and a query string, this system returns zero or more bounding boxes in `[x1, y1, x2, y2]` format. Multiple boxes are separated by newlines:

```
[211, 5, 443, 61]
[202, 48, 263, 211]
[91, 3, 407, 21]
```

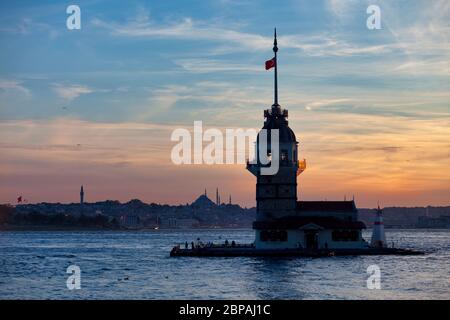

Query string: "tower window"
[281, 150, 288, 162]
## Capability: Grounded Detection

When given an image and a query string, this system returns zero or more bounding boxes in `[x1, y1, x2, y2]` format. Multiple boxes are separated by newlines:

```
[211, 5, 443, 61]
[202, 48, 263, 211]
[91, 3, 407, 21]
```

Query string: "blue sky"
[1, 0, 447, 123]
[0, 0, 449, 206]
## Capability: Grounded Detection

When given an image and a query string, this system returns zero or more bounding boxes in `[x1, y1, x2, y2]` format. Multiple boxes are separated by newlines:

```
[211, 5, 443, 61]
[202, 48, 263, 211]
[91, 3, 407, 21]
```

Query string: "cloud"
[0, 18, 59, 39]
[326, 0, 363, 20]
[139, 81, 270, 123]
[305, 98, 353, 111]
[0, 118, 176, 163]
[91, 13, 394, 57]
[91, 15, 270, 50]
[393, 59, 450, 76]
[175, 59, 262, 73]
[0, 79, 31, 96]
[53, 84, 94, 101]
[367, 1, 450, 75]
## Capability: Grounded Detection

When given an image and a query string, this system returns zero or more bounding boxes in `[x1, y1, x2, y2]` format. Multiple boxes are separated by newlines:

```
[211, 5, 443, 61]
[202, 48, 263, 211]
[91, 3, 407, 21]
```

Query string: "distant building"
[80, 185, 84, 204]
[191, 193, 216, 209]
[160, 218, 199, 229]
[166, 217, 177, 228]
[120, 214, 140, 228]
[417, 215, 450, 228]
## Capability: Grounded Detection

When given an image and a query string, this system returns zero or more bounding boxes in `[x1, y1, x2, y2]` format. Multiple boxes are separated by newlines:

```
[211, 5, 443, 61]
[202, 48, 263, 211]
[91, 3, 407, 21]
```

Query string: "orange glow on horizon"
[0, 115, 449, 208]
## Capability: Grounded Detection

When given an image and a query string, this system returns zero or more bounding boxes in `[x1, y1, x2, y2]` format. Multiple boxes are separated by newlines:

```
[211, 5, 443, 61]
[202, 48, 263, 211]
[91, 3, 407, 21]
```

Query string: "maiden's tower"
[170, 30, 422, 257]
[246, 29, 366, 251]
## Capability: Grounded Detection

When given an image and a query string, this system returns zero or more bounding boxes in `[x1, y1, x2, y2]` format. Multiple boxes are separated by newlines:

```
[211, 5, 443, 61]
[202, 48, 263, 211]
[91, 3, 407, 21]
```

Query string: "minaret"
[247, 29, 301, 222]
[80, 185, 84, 204]
[216, 188, 219, 205]
[204, 188, 207, 197]
[229, 195, 232, 205]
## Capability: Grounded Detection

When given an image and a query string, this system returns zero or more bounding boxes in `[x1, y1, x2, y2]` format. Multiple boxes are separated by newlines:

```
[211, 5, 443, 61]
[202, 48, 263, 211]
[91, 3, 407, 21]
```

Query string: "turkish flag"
[265, 57, 276, 70]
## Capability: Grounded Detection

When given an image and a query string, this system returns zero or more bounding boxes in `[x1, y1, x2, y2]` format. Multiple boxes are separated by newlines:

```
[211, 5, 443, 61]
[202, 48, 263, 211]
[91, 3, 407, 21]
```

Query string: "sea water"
[0, 229, 448, 299]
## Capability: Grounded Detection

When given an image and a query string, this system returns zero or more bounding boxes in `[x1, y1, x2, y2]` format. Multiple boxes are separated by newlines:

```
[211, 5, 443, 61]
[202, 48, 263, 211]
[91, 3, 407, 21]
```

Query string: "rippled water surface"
[0, 229, 449, 299]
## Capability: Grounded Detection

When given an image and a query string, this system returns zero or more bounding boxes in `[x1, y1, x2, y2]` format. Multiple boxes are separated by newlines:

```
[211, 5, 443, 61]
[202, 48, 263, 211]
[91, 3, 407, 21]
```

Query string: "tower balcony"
[264, 108, 288, 119]
[246, 160, 260, 176]
[297, 159, 306, 176]
[247, 158, 301, 177]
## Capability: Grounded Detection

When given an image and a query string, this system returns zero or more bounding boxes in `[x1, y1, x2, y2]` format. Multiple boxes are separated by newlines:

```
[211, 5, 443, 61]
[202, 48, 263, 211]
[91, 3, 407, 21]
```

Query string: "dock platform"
[170, 245, 424, 257]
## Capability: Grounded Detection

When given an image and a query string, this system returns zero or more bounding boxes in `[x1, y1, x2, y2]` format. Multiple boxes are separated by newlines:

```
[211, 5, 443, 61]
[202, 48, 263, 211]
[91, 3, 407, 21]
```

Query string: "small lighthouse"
[371, 204, 387, 248]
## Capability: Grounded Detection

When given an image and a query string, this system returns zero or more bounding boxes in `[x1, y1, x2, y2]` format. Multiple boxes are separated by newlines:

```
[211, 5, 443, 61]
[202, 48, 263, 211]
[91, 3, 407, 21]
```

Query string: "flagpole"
[273, 28, 278, 107]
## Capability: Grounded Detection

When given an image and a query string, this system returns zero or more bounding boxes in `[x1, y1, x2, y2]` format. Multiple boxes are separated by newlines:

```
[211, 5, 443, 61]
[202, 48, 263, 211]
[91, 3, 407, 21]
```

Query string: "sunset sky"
[0, 0, 449, 208]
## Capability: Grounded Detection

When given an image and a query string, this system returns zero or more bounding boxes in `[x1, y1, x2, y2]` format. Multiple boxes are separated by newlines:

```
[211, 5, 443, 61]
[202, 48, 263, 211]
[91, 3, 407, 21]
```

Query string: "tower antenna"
[273, 28, 279, 107]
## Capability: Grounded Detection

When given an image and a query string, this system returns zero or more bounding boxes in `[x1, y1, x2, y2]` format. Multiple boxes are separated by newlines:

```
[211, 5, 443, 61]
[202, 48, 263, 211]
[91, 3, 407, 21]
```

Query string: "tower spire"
[273, 27, 279, 107]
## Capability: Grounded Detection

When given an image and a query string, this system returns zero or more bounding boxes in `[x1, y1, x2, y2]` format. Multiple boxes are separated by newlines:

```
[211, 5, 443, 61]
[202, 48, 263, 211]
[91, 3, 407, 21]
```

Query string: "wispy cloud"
[91, 12, 394, 57]
[0, 79, 31, 96]
[393, 59, 450, 76]
[0, 17, 59, 39]
[53, 84, 94, 101]
[358, 1, 449, 69]
[175, 59, 262, 73]
[305, 98, 353, 111]
[140, 81, 269, 123]
[91, 15, 271, 50]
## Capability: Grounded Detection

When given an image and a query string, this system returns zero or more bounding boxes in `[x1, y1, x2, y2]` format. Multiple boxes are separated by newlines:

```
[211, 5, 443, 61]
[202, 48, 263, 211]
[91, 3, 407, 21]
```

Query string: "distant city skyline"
[0, 0, 449, 207]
